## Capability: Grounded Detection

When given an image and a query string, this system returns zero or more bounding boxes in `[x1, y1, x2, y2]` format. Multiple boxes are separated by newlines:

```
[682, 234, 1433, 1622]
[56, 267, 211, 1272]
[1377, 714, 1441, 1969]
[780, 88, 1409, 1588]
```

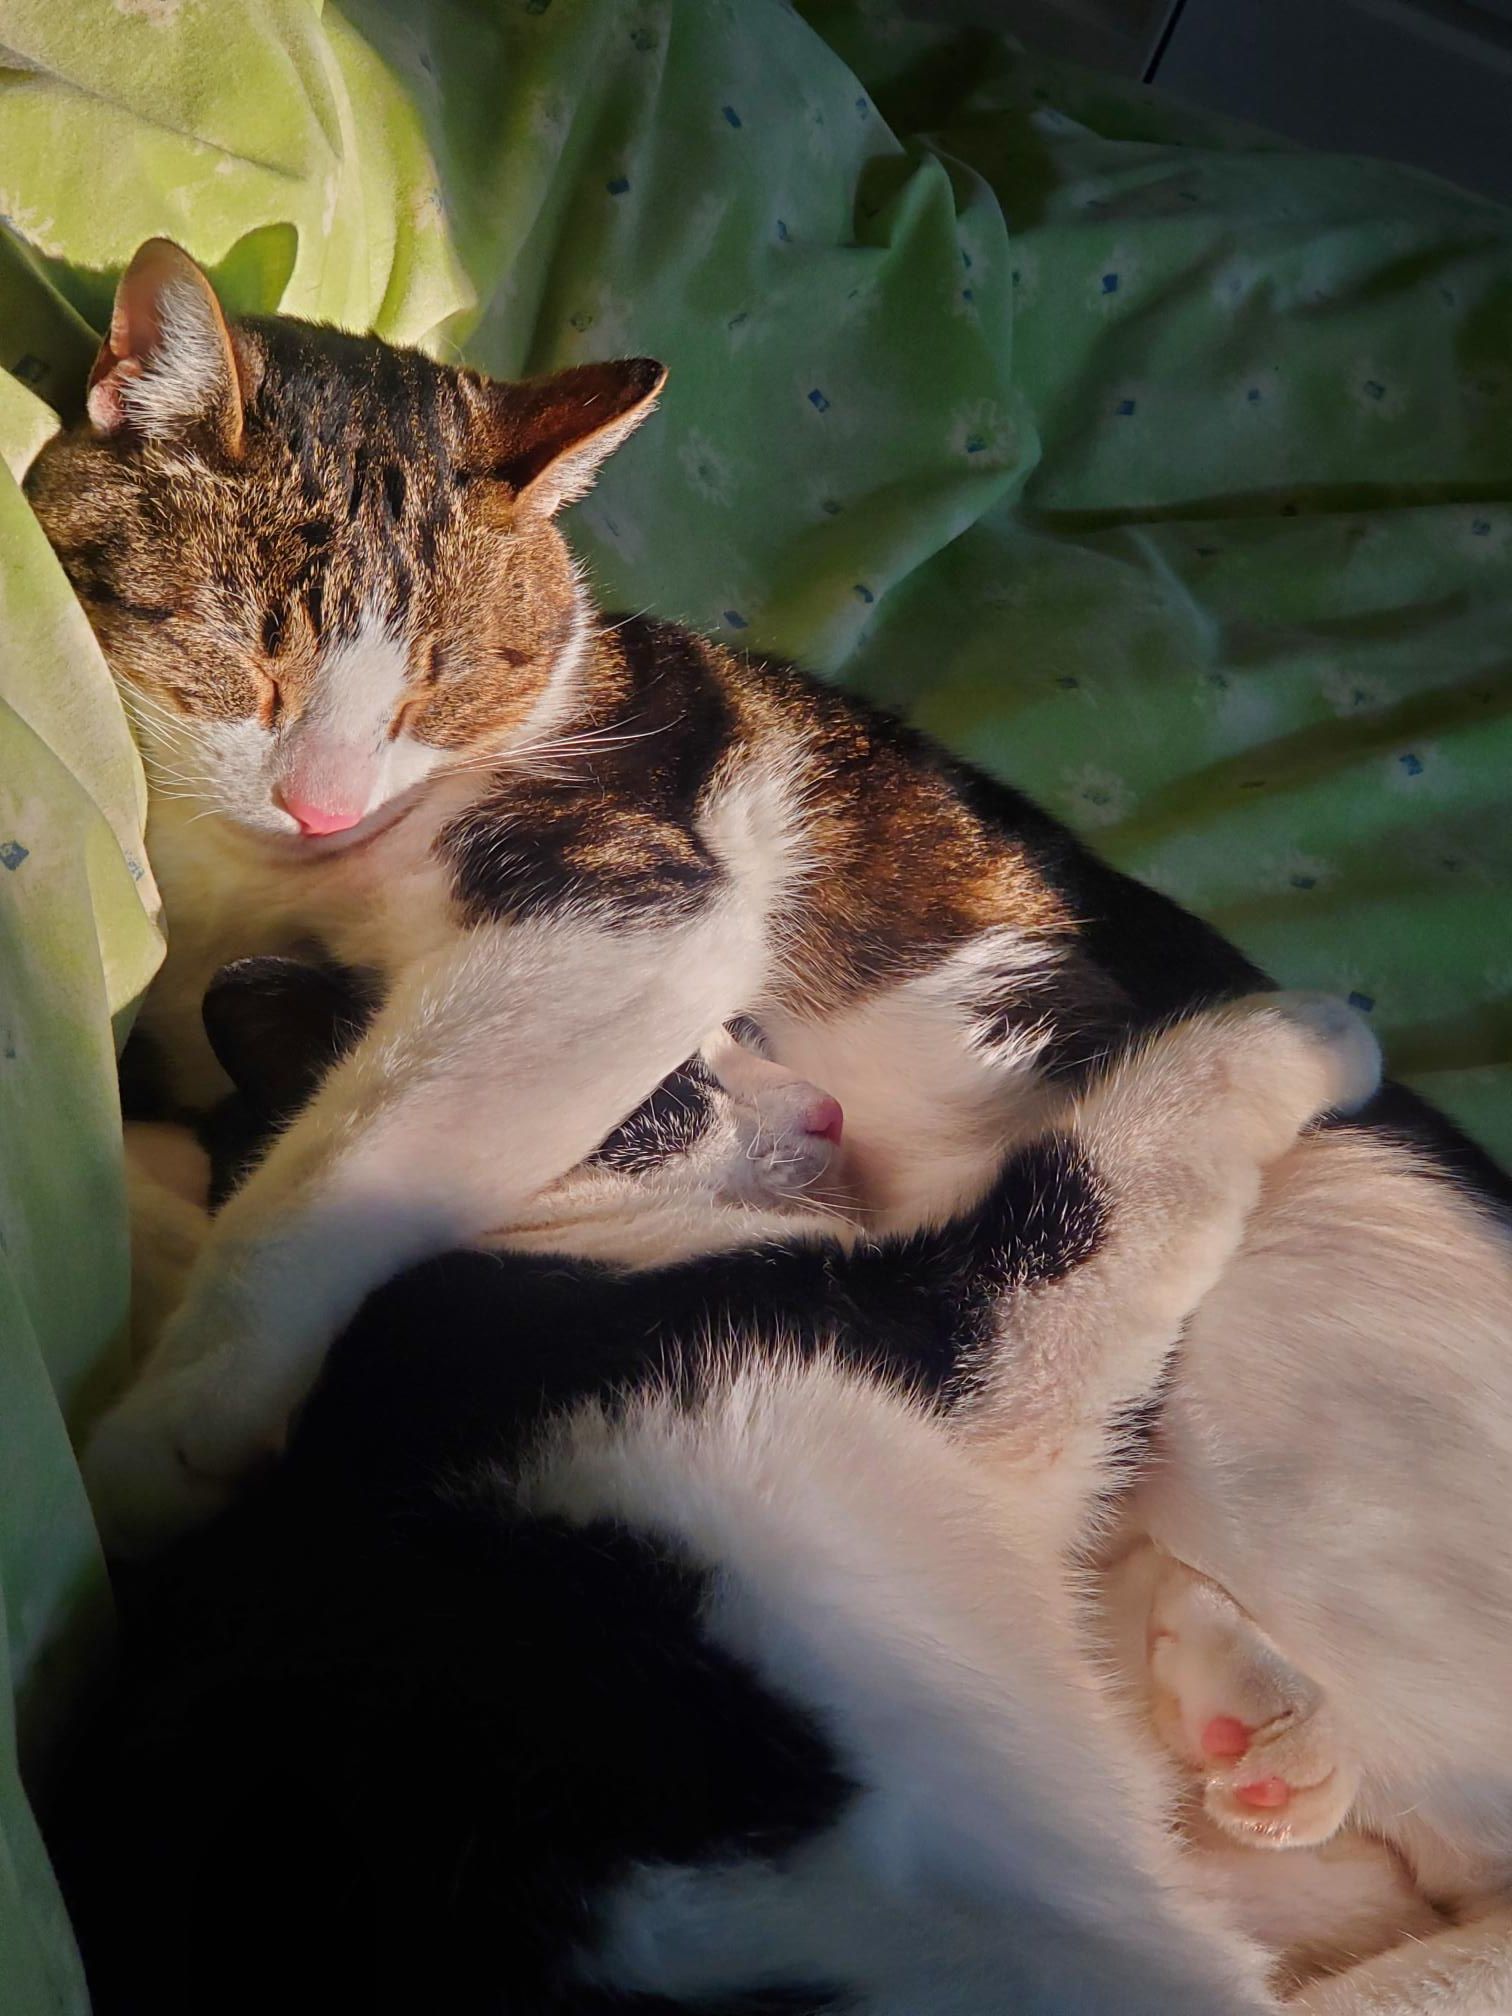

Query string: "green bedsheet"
[1, 2, 1508, 2004]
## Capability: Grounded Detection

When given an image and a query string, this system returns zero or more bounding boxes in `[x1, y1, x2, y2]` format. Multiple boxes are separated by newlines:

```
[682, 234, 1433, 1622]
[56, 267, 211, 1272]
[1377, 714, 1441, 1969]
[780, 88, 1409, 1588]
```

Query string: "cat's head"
[25, 239, 664, 847]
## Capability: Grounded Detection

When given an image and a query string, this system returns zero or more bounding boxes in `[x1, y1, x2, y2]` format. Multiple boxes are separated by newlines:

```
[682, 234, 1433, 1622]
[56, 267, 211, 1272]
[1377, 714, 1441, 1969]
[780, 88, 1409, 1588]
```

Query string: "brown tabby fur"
[29, 315, 652, 752]
[28, 273, 1069, 1012]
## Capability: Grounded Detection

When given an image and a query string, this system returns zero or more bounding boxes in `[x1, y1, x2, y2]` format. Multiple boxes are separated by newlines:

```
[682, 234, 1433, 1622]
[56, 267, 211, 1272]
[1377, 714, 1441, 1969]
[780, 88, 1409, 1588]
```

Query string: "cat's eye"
[254, 669, 283, 731]
[390, 693, 428, 741]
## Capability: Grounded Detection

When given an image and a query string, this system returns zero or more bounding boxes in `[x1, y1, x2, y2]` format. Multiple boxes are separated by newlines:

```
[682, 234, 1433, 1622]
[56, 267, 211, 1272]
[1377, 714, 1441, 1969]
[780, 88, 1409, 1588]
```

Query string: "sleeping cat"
[133, 957, 854, 1258]
[63, 965, 1378, 2014]
[27, 239, 1512, 2010]
[123, 976, 852, 1369]
[155, 955, 1435, 1996]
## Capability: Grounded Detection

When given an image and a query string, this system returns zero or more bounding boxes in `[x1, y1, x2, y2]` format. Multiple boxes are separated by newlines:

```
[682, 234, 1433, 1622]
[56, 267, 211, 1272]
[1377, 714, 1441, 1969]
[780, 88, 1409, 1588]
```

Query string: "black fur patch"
[74, 955, 1123, 2013]
[58, 1095, 1114, 2006]
[439, 616, 737, 929]
[198, 954, 382, 1206]
[970, 1136, 1107, 1297]
[202, 955, 380, 1117]
[49, 1308, 854, 2016]
[588, 1056, 719, 1173]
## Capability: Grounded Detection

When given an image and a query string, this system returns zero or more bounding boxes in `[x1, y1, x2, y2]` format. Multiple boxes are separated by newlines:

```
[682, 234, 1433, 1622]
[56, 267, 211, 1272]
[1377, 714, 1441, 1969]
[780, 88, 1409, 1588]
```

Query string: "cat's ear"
[86, 238, 247, 453]
[480, 358, 666, 517]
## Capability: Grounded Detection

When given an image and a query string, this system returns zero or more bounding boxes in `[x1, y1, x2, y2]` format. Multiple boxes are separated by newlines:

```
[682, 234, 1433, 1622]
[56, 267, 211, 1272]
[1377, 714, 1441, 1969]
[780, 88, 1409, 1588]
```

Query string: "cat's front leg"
[961, 993, 1382, 1545]
[83, 905, 765, 1554]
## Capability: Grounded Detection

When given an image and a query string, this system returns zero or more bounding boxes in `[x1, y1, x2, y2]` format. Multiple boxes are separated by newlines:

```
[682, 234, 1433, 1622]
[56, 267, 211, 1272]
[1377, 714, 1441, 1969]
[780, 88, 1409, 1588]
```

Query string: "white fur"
[1292, 1904, 1512, 2016]
[154, 610, 447, 843]
[101, 598, 1512, 2010]
[95, 737, 825, 1551]
[762, 928, 1066, 1233]
[88, 883, 777, 1547]
[525, 1363, 1275, 2016]
[114, 990, 1403, 2005]
[702, 732, 818, 927]
[1109, 1129, 1512, 2007]
[491, 988, 1512, 2009]
[110, 276, 227, 437]
[524, 996, 1376, 2012]
[1180, 1819, 1444, 1996]
[274, 607, 444, 826]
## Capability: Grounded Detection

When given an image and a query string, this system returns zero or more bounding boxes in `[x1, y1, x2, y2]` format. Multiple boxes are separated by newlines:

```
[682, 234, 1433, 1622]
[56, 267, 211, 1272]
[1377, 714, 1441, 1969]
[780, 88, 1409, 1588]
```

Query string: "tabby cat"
[27, 239, 1512, 2012]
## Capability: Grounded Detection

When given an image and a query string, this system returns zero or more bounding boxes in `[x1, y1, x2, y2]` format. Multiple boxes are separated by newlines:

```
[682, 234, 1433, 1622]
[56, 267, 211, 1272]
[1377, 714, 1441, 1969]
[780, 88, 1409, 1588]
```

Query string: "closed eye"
[390, 692, 428, 740]
[255, 669, 283, 730]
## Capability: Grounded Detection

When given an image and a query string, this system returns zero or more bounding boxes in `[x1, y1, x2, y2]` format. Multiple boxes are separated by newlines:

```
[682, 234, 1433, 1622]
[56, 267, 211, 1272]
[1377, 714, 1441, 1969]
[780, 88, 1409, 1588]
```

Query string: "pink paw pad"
[1200, 1715, 1252, 1760]
[1234, 1776, 1291, 1810]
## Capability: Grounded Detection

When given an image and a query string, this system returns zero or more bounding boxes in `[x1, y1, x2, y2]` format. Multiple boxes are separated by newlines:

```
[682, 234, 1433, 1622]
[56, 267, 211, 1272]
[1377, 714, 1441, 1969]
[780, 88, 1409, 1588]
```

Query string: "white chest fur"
[137, 777, 476, 1103]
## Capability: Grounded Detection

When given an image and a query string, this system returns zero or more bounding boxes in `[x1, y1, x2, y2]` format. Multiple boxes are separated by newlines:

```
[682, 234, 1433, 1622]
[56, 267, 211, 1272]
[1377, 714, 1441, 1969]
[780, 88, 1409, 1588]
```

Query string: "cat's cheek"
[191, 715, 291, 832]
[378, 730, 448, 808]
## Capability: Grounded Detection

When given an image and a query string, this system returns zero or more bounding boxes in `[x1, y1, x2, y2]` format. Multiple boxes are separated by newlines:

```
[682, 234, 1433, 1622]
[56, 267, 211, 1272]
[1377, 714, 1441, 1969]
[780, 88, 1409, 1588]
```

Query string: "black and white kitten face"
[199, 956, 852, 1251]
[584, 1022, 845, 1205]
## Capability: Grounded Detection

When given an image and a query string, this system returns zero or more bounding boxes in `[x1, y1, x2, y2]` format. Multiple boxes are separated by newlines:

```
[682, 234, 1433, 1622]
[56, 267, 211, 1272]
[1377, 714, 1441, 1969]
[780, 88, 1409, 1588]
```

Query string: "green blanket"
[1, 2, 1508, 2004]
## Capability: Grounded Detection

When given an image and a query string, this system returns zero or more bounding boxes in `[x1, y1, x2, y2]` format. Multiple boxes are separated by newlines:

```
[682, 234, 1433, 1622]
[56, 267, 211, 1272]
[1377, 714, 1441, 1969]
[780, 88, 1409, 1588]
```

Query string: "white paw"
[1262, 990, 1382, 1117]
[1198, 991, 1382, 1165]
[1202, 1729, 1359, 1851]
[81, 1374, 244, 1558]
[1147, 1558, 1358, 1852]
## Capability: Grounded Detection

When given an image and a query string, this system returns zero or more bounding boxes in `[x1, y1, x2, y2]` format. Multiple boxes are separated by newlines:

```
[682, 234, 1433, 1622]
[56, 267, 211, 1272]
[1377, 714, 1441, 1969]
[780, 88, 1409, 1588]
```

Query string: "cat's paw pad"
[1147, 1557, 1358, 1851]
[1201, 1710, 1359, 1850]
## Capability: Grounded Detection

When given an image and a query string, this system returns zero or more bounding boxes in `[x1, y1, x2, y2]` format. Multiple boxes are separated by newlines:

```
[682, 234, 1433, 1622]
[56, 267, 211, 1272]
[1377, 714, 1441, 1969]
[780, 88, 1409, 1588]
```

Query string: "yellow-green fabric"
[0, 3, 1507, 2005]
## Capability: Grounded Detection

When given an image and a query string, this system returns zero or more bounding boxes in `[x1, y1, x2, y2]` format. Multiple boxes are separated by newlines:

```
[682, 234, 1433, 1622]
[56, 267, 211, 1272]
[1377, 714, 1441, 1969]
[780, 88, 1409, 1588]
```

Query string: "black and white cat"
[65, 962, 1387, 2014]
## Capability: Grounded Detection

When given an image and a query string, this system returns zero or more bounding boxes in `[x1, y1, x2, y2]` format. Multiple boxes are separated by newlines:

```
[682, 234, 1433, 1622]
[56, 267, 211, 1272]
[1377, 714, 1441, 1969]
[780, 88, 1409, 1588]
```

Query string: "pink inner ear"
[83, 238, 243, 447]
[86, 355, 143, 433]
[87, 244, 177, 435]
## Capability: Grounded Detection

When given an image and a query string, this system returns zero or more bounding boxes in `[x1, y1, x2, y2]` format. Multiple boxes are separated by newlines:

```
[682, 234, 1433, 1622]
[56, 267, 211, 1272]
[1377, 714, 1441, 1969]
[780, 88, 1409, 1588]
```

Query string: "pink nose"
[802, 1094, 844, 1145]
[276, 790, 365, 837]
